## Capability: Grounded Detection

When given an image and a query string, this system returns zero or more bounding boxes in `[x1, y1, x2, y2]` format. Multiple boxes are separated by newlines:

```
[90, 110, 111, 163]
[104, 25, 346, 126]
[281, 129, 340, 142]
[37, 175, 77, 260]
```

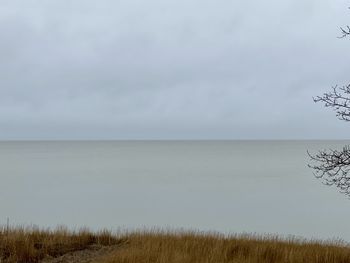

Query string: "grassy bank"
[100, 231, 350, 263]
[1, 226, 350, 263]
[0, 226, 122, 263]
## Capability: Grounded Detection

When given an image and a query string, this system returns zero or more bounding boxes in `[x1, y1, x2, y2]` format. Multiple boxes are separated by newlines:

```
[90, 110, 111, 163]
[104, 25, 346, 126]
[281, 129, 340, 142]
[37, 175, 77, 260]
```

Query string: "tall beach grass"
[1, 226, 350, 263]
[100, 230, 350, 263]
[0, 225, 121, 263]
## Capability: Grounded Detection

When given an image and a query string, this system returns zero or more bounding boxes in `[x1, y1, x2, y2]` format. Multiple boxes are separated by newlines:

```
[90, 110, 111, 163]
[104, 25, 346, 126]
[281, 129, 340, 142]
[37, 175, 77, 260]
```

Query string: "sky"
[1, 0, 350, 140]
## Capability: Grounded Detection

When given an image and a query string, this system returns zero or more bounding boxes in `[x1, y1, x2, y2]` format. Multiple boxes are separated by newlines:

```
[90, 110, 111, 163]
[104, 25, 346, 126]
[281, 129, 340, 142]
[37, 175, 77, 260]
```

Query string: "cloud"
[0, 0, 349, 139]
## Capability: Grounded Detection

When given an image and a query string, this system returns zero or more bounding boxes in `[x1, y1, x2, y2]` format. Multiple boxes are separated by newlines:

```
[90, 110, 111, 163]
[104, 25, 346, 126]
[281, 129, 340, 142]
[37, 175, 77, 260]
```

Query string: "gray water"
[0, 140, 350, 241]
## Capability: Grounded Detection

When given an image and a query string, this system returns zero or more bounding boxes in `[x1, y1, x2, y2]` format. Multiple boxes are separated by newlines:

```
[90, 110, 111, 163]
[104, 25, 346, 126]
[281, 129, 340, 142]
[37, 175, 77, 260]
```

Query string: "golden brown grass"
[0, 226, 122, 263]
[99, 230, 350, 263]
[1, 227, 350, 263]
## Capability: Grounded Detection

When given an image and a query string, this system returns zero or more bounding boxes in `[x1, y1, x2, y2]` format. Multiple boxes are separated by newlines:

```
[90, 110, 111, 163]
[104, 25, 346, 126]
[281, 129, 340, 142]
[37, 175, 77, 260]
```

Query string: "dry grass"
[1, 227, 350, 263]
[99, 230, 350, 263]
[0, 226, 122, 263]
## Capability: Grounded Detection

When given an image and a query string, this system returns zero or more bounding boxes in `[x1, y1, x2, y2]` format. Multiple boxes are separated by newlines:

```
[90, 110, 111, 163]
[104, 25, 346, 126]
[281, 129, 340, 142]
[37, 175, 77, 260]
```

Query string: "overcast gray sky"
[1, 0, 350, 139]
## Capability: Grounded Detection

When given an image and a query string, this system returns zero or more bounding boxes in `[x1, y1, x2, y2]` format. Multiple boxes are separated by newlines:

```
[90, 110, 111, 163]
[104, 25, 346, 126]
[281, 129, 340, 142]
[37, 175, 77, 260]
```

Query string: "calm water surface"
[0, 140, 350, 241]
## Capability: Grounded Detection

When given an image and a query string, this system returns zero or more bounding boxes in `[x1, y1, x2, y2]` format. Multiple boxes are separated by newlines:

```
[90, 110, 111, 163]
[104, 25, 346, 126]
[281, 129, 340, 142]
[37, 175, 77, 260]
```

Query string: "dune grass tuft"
[0, 226, 122, 263]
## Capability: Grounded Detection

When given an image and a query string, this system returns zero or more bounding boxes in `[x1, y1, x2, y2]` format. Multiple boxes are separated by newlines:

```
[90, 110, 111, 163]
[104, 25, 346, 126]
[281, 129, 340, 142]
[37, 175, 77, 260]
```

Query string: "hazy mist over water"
[1, 140, 350, 241]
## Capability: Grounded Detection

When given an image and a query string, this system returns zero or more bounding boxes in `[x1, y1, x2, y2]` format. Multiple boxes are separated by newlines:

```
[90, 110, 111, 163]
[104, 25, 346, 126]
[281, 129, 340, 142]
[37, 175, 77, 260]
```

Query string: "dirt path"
[40, 244, 121, 263]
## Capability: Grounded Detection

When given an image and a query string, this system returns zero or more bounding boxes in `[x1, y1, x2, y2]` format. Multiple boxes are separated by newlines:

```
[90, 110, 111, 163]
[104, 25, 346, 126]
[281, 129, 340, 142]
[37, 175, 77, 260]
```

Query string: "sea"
[0, 140, 350, 241]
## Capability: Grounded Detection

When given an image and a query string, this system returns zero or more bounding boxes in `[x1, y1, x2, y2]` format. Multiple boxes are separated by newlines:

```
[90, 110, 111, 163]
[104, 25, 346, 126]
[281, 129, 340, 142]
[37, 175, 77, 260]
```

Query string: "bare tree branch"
[309, 84, 350, 197]
[339, 25, 350, 38]
[308, 146, 350, 196]
[308, 12, 350, 197]
[313, 84, 350, 121]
